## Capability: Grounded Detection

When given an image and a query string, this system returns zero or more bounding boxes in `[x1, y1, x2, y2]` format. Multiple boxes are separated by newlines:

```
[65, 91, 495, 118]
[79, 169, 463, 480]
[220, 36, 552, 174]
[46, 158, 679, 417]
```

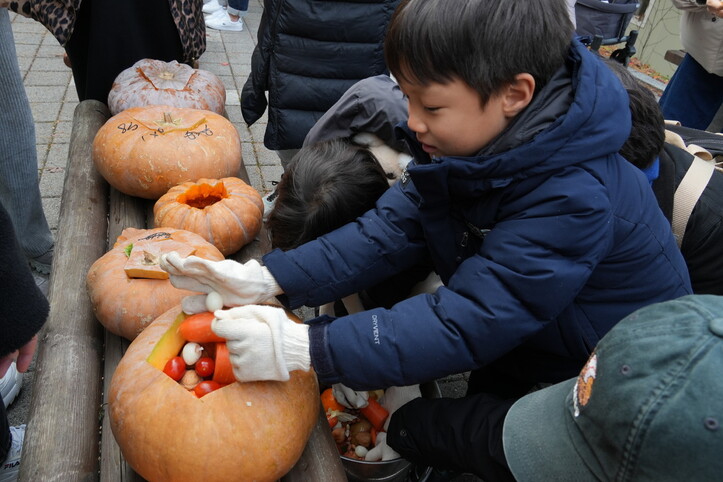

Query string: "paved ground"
[6, 3, 477, 480]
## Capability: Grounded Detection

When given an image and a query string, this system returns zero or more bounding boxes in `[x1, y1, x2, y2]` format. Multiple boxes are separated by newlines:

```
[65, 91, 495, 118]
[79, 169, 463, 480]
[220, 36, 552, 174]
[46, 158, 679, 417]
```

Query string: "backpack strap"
[664, 128, 715, 161]
[672, 155, 716, 248]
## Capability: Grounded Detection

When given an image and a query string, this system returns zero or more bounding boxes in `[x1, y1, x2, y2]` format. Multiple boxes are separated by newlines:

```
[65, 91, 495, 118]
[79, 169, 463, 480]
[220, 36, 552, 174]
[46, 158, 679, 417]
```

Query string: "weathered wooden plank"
[58, 101, 346, 482]
[18, 100, 111, 481]
[99, 188, 150, 482]
[282, 408, 348, 482]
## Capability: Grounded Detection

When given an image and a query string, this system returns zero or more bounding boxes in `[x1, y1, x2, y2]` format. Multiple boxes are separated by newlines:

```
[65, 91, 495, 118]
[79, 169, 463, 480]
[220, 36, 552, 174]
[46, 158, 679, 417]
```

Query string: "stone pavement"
[6, 1, 475, 472]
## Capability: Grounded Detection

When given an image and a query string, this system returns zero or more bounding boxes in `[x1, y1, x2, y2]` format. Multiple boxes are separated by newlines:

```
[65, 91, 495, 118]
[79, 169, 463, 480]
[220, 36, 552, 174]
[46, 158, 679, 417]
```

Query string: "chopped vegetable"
[194, 380, 223, 398]
[195, 356, 215, 378]
[359, 398, 389, 432]
[321, 388, 345, 413]
[181, 342, 203, 365]
[181, 370, 202, 390]
[212, 342, 235, 384]
[206, 291, 224, 312]
[162, 356, 185, 381]
[178, 312, 225, 343]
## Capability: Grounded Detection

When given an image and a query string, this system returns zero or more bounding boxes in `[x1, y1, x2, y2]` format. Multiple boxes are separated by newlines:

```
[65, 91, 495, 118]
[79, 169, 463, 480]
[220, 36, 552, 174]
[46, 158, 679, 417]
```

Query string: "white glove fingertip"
[182, 295, 209, 314]
[210, 317, 234, 339]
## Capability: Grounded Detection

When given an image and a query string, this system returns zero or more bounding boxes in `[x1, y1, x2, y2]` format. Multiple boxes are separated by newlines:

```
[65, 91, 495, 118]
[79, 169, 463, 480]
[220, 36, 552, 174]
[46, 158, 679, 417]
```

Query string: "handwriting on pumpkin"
[117, 122, 139, 134]
[184, 125, 214, 141]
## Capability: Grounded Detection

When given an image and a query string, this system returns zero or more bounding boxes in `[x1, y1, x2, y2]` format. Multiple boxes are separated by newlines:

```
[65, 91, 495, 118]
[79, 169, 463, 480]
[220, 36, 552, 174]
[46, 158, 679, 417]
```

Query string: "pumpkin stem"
[163, 112, 174, 124]
[158, 71, 175, 81]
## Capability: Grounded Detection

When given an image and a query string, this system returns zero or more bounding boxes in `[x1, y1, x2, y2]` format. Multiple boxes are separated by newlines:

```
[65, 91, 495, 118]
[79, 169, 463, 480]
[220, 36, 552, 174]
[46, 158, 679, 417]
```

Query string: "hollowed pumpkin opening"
[147, 311, 234, 398]
[176, 182, 229, 209]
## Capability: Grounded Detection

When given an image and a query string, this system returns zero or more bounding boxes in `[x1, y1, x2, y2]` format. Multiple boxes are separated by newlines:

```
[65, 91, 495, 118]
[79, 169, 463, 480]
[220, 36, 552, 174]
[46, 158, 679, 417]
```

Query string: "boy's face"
[399, 76, 513, 158]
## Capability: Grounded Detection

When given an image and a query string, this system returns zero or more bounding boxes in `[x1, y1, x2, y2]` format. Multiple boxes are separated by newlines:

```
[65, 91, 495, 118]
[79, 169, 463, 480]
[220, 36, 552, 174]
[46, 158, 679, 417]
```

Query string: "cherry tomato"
[194, 380, 222, 398]
[163, 356, 186, 381]
[195, 357, 215, 378]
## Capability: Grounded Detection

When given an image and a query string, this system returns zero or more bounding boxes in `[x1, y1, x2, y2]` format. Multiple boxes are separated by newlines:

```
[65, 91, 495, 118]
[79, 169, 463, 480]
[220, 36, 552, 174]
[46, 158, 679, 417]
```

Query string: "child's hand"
[160, 253, 282, 313]
[211, 305, 310, 382]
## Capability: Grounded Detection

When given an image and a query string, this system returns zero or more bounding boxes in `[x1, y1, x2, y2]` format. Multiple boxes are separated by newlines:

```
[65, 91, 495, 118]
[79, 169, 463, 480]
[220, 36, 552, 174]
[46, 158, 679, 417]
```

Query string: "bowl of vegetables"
[323, 382, 441, 482]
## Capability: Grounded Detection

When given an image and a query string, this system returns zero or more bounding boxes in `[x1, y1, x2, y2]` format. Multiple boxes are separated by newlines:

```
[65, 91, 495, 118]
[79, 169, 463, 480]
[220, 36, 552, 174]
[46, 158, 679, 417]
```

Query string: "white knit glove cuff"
[280, 321, 311, 373]
[261, 266, 283, 300]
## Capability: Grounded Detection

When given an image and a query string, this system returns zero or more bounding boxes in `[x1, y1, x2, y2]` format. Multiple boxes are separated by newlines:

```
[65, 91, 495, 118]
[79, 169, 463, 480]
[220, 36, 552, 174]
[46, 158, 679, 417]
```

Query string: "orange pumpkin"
[107, 59, 226, 116]
[92, 105, 241, 199]
[153, 177, 264, 256]
[86, 227, 224, 340]
[108, 306, 319, 482]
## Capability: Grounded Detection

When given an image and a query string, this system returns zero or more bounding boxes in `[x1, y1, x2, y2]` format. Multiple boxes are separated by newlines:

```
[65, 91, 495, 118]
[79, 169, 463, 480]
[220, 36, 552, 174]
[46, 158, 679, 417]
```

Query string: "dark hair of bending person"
[267, 138, 390, 251]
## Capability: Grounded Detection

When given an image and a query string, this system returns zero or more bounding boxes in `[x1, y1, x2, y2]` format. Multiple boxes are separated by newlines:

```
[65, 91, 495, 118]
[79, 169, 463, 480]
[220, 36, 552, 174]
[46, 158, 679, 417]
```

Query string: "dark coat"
[653, 143, 723, 295]
[0, 201, 48, 358]
[263, 41, 692, 389]
[241, 0, 401, 150]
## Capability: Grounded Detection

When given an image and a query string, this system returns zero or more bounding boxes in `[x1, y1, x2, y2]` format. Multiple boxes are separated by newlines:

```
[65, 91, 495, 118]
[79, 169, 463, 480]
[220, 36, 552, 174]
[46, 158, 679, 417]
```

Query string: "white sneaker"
[0, 363, 22, 408]
[204, 7, 227, 21]
[0, 425, 24, 482]
[202, 0, 223, 14]
[206, 12, 244, 31]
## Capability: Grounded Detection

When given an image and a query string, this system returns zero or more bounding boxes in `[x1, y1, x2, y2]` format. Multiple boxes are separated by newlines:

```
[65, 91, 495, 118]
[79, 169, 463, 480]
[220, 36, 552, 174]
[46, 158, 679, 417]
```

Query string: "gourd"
[92, 105, 241, 199]
[108, 305, 319, 482]
[107, 59, 226, 115]
[153, 177, 264, 256]
[86, 227, 224, 340]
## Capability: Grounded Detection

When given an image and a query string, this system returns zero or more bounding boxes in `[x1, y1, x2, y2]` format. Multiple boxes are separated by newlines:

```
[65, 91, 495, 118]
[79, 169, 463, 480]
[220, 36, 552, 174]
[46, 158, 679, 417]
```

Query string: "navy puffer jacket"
[263, 41, 692, 389]
[241, 0, 400, 150]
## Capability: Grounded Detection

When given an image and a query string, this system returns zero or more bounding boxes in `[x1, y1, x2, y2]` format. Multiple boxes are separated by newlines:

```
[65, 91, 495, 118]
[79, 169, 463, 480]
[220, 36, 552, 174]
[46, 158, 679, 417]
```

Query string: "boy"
[162, 0, 691, 478]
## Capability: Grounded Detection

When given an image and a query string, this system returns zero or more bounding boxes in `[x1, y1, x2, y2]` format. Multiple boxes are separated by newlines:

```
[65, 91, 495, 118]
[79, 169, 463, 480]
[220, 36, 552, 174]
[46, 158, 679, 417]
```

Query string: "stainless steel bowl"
[340, 382, 441, 482]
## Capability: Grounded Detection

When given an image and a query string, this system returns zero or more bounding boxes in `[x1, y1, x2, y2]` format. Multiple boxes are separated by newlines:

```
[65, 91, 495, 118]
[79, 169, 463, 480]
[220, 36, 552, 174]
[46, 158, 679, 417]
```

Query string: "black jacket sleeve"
[0, 201, 48, 357]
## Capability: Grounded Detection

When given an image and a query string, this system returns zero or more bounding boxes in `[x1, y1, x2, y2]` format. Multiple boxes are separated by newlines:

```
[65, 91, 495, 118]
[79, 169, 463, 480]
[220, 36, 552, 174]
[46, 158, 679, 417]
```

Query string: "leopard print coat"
[2, 0, 206, 63]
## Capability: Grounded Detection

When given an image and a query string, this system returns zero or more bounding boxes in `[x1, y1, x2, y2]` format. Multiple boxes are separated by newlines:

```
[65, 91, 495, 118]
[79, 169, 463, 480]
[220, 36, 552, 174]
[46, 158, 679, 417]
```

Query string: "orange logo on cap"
[573, 353, 597, 417]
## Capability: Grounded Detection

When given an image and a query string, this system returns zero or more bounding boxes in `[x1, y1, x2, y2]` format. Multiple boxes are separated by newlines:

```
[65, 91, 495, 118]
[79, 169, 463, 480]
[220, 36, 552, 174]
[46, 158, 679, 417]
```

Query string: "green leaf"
[124, 243, 133, 258]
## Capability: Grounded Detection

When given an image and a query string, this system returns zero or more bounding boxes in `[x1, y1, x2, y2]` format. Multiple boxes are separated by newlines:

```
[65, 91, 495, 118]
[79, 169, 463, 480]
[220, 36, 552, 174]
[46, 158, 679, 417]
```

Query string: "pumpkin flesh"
[109, 305, 319, 482]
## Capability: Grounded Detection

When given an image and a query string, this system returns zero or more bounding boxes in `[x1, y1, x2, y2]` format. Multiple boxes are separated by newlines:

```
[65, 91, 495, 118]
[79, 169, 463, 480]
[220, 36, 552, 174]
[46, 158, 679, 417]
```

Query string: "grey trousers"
[0, 10, 54, 259]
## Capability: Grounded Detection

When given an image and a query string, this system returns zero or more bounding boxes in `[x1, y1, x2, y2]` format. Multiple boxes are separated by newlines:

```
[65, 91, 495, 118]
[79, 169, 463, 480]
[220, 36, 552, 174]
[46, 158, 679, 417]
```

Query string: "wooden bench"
[18, 100, 347, 481]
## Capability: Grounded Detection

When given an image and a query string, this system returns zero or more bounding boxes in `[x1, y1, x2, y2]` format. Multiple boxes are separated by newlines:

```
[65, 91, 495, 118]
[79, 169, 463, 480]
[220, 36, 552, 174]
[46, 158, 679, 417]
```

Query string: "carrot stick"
[212, 342, 236, 384]
[360, 398, 389, 432]
[178, 312, 225, 343]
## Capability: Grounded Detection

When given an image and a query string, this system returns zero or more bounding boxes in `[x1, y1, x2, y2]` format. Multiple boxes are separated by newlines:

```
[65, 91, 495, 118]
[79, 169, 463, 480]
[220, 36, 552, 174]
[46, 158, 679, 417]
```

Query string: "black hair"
[384, 0, 574, 104]
[267, 138, 390, 251]
[604, 58, 665, 170]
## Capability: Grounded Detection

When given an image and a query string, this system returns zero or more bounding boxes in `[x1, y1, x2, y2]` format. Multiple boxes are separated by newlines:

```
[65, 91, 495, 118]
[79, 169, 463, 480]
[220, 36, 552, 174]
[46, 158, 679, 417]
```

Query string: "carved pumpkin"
[108, 305, 319, 482]
[107, 59, 226, 116]
[153, 177, 264, 256]
[86, 227, 224, 340]
[92, 105, 241, 199]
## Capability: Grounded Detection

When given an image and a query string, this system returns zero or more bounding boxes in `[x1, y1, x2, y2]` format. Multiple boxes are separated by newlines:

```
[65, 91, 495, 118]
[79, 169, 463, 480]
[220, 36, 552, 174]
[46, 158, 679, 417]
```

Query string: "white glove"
[380, 385, 422, 431]
[364, 432, 400, 462]
[211, 305, 310, 382]
[332, 383, 369, 409]
[160, 253, 282, 314]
